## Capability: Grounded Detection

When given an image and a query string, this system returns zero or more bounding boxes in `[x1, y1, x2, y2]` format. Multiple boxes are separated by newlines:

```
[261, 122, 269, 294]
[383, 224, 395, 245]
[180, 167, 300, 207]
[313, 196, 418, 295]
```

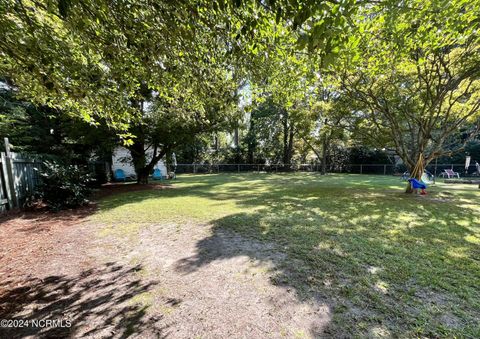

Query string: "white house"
[111, 147, 168, 179]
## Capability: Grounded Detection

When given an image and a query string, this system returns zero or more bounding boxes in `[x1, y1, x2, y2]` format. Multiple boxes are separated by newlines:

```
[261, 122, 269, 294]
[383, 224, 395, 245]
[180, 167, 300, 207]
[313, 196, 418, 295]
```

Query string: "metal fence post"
[193, 164, 196, 174]
[383, 165, 387, 175]
[237, 164, 240, 173]
[360, 164, 363, 174]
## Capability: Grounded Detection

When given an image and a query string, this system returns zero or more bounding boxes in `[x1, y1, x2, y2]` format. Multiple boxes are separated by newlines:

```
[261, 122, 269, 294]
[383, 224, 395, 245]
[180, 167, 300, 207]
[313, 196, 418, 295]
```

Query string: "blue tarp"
[408, 178, 427, 189]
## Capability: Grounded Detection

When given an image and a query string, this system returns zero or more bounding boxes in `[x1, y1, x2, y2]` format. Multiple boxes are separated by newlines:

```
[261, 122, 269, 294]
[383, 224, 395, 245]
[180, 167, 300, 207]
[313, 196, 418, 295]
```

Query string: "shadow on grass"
[94, 173, 480, 337]
[0, 263, 165, 338]
[180, 209, 478, 336]
[169, 175, 479, 337]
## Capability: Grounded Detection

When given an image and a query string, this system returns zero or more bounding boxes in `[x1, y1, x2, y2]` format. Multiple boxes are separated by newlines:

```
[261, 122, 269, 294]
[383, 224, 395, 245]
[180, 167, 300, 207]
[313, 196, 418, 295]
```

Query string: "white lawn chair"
[439, 169, 460, 179]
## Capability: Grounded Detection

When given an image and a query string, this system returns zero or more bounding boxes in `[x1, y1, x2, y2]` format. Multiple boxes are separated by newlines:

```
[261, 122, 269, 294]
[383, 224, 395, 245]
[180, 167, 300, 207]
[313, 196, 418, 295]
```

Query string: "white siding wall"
[112, 147, 167, 178]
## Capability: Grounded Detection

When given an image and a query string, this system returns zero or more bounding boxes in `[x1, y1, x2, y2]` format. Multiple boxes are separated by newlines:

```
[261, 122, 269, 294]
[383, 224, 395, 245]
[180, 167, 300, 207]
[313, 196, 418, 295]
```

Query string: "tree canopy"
[1, 0, 480, 189]
[0, 0, 357, 129]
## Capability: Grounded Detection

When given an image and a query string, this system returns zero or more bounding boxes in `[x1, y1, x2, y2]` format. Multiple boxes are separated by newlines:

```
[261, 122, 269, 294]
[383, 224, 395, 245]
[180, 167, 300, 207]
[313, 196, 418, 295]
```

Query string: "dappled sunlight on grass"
[465, 234, 480, 245]
[92, 173, 480, 337]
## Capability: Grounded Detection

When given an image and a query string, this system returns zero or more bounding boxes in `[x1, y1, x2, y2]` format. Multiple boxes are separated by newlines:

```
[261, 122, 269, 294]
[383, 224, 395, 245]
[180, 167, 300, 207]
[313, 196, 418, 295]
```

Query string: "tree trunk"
[132, 152, 150, 185]
[287, 123, 294, 167]
[282, 111, 289, 165]
[165, 149, 173, 174]
[233, 126, 239, 148]
[321, 134, 329, 175]
[247, 119, 256, 164]
[128, 138, 148, 184]
[127, 100, 149, 184]
[137, 168, 150, 184]
[405, 154, 424, 193]
[247, 147, 254, 164]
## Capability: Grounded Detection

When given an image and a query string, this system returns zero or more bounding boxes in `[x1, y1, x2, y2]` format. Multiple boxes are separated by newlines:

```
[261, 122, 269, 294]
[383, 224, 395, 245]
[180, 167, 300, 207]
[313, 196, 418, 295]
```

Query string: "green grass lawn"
[94, 173, 480, 337]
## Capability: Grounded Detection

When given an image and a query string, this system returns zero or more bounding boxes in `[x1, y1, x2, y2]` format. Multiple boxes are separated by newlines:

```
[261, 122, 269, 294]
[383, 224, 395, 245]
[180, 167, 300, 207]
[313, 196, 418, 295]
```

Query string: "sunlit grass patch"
[93, 173, 480, 337]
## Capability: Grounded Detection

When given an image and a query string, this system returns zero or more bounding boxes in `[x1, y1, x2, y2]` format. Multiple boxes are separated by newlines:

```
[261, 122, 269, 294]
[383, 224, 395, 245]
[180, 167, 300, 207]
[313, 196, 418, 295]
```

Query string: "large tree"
[124, 70, 239, 183]
[304, 79, 352, 174]
[244, 98, 287, 164]
[246, 24, 319, 166]
[333, 0, 480, 191]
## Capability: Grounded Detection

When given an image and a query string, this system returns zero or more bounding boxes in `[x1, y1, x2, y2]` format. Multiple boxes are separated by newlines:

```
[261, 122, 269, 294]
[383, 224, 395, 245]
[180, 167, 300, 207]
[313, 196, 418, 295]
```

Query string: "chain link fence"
[175, 163, 480, 177]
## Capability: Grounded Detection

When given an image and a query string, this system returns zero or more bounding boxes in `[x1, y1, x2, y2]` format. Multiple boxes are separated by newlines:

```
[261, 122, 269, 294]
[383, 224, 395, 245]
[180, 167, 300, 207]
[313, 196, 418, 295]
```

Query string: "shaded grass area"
[94, 173, 480, 337]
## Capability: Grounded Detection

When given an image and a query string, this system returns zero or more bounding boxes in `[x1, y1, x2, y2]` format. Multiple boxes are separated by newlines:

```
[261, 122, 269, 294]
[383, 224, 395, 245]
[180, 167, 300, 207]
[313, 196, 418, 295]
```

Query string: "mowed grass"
[94, 173, 480, 337]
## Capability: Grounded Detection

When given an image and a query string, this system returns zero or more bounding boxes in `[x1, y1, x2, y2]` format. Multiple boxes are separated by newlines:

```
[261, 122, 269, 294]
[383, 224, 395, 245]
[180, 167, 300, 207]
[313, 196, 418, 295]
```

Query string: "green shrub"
[36, 161, 92, 210]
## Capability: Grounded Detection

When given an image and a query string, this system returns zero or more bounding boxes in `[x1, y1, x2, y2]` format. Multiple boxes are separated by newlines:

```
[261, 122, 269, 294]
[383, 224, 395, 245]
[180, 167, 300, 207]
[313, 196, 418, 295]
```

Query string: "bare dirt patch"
[0, 185, 331, 338]
[0, 205, 97, 281]
[95, 221, 331, 338]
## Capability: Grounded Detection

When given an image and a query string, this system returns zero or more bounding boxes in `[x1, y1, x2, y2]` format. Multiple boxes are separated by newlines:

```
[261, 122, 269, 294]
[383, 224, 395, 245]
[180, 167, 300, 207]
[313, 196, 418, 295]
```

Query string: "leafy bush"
[36, 161, 92, 210]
